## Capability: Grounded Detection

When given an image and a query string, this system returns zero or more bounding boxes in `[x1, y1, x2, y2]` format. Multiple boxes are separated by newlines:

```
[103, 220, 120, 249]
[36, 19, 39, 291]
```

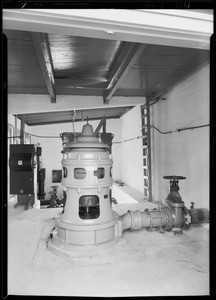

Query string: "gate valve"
[163, 175, 186, 204]
[163, 175, 186, 191]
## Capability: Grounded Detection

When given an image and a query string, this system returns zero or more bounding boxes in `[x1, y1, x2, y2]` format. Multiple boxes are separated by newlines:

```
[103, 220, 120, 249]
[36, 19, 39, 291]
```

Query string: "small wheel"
[163, 175, 186, 180]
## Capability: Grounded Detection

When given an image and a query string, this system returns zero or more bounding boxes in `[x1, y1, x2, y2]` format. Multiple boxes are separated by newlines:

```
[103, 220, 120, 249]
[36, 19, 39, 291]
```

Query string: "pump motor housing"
[48, 124, 121, 253]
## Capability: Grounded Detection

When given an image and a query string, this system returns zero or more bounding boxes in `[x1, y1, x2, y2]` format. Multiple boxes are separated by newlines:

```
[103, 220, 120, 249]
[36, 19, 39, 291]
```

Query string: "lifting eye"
[74, 168, 86, 179]
[94, 168, 105, 179]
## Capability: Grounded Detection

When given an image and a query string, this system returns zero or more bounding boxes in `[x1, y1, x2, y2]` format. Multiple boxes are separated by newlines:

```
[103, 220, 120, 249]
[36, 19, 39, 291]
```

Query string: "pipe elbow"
[120, 211, 132, 231]
[120, 210, 144, 231]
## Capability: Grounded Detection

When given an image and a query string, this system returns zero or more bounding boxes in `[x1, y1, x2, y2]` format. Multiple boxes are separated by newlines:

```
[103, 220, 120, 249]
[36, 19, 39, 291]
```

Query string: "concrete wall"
[119, 105, 144, 194]
[151, 63, 209, 209]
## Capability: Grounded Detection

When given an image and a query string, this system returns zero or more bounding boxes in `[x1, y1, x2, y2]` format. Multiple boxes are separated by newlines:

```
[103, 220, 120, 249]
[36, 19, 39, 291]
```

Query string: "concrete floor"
[8, 198, 209, 297]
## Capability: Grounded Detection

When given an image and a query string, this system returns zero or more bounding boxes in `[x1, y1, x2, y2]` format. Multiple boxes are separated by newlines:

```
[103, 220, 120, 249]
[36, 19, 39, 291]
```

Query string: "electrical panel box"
[9, 144, 36, 195]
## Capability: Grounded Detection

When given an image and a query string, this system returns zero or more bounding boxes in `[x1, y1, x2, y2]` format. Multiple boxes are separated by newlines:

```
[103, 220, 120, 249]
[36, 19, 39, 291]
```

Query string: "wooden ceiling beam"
[3, 10, 212, 49]
[23, 116, 120, 126]
[103, 42, 147, 104]
[20, 114, 25, 144]
[31, 32, 56, 103]
[94, 117, 106, 136]
[55, 78, 107, 89]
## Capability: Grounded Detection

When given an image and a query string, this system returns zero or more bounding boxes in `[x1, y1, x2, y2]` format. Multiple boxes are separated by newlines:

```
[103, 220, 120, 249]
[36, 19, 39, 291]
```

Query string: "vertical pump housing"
[49, 123, 121, 251]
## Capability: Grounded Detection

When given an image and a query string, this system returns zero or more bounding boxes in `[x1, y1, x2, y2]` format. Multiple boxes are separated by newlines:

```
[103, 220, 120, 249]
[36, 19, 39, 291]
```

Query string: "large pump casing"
[49, 124, 121, 251]
[48, 125, 196, 256]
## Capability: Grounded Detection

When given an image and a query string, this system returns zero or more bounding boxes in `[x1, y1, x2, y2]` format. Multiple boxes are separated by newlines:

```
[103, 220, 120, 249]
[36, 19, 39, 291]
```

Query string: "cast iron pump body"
[48, 123, 121, 253]
[48, 124, 197, 256]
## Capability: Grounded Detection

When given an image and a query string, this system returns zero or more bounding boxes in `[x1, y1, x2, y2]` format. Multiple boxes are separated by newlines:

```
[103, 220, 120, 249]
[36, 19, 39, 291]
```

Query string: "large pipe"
[120, 209, 173, 231]
[120, 205, 208, 233]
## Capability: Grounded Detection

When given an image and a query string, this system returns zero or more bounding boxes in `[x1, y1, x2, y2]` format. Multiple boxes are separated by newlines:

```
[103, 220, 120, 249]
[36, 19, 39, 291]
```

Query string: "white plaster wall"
[152, 63, 209, 209]
[119, 105, 144, 194]
[29, 119, 121, 198]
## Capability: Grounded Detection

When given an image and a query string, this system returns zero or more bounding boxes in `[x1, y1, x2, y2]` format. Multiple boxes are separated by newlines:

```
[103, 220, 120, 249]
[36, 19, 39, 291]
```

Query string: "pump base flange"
[48, 230, 120, 258]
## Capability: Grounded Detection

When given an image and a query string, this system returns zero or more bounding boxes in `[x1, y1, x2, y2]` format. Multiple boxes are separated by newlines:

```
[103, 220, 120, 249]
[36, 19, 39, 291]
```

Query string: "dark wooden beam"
[25, 116, 120, 126]
[103, 42, 147, 104]
[103, 119, 106, 133]
[55, 79, 107, 88]
[94, 117, 106, 136]
[20, 114, 25, 144]
[31, 32, 56, 103]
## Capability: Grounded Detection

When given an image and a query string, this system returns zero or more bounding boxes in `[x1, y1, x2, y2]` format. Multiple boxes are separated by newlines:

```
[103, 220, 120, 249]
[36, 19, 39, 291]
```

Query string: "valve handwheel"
[163, 175, 186, 203]
[163, 175, 186, 180]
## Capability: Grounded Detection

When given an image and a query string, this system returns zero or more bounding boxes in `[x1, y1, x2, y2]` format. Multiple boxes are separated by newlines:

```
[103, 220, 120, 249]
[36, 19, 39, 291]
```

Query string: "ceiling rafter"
[3, 9, 212, 49]
[15, 106, 134, 126]
[17, 116, 119, 127]
[31, 32, 56, 103]
[94, 117, 106, 136]
[103, 42, 147, 104]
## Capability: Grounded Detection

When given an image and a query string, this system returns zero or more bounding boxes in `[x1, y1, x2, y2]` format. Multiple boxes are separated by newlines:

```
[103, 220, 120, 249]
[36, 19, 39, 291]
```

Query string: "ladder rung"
[141, 103, 151, 199]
